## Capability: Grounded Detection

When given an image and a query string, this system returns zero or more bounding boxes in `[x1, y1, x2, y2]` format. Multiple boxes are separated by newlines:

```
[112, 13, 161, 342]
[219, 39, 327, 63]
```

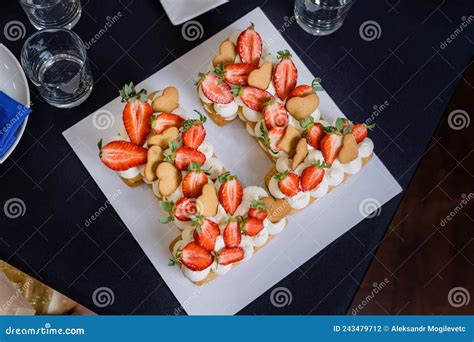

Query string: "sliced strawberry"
[237, 23, 262, 67]
[218, 63, 254, 85]
[182, 163, 208, 198]
[273, 50, 297, 101]
[223, 220, 242, 248]
[120, 83, 153, 145]
[152, 113, 184, 134]
[193, 216, 220, 251]
[170, 241, 213, 271]
[300, 117, 325, 149]
[217, 247, 244, 265]
[218, 172, 243, 215]
[174, 146, 206, 171]
[259, 125, 286, 153]
[300, 161, 330, 192]
[240, 86, 274, 111]
[199, 73, 233, 104]
[263, 98, 289, 130]
[352, 123, 375, 143]
[248, 199, 269, 220]
[98, 140, 147, 171]
[288, 84, 313, 98]
[174, 197, 199, 221]
[320, 132, 342, 164]
[241, 217, 264, 237]
[274, 171, 300, 197]
[181, 110, 207, 149]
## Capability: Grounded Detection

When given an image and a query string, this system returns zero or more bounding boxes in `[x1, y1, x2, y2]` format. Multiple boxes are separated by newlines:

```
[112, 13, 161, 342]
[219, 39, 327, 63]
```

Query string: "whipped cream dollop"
[249, 226, 269, 247]
[358, 137, 374, 158]
[203, 157, 223, 180]
[183, 265, 211, 282]
[341, 156, 362, 175]
[309, 178, 329, 199]
[214, 102, 238, 119]
[198, 142, 214, 160]
[198, 86, 213, 104]
[266, 218, 286, 235]
[242, 106, 263, 122]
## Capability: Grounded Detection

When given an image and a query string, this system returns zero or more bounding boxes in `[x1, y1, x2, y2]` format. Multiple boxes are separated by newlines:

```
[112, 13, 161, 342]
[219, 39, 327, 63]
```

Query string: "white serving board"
[63, 7, 402, 315]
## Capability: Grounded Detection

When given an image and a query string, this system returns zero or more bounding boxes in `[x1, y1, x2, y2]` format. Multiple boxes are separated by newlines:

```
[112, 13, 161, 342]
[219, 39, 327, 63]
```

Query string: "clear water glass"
[294, 0, 353, 36]
[21, 28, 93, 108]
[19, 0, 81, 30]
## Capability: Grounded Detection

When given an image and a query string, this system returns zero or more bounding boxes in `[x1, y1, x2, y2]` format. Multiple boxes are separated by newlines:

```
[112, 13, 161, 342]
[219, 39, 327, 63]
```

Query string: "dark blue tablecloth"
[0, 0, 472, 314]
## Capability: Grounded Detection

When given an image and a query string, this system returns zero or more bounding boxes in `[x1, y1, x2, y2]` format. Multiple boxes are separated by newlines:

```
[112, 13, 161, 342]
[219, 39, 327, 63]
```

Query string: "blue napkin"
[0, 91, 32, 157]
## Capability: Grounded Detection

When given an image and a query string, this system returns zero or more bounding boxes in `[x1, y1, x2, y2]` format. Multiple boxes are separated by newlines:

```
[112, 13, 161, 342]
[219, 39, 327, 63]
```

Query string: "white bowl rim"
[0, 43, 30, 164]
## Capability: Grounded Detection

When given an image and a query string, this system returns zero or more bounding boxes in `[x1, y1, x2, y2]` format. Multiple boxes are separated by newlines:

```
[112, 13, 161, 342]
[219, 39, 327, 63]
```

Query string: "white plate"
[63, 8, 402, 315]
[0, 44, 30, 164]
[160, 0, 228, 25]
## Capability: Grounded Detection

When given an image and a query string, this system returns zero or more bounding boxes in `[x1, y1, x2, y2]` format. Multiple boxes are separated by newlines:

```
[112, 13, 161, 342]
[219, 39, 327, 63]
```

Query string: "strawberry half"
[181, 110, 207, 149]
[320, 130, 342, 164]
[98, 140, 147, 171]
[273, 50, 297, 101]
[120, 82, 153, 145]
[237, 23, 262, 67]
[218, 172, 243, 215]
[198, 73, 233, 104]
[217, 247, 244, 265]
[288, 84, 313, 98]
[258, 125, 285, 153]
[274, 171, 300, 197]
[215, 63, 254, 86]
[160, 198, 199, 223]
[263, 98, 289, 130]
[300, 160, 330, 192]
[223, 219, 242, 248]
[169, 241, 214, 271]
[247, 199, 269, 220]
[169, 145, 206, 171]
[152, 113, 184, 134]
[182, 163, 208, 198]
[300, 116, 325, 149]
[192, 215, 220, 251]
[352, 123, 375, 143]
[238, 86, 274, 112]
[241, 217, 264, 237]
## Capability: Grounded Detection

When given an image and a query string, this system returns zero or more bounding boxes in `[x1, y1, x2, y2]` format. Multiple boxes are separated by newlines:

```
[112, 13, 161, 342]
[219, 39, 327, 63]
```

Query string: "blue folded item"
[0, 91, 32, 157]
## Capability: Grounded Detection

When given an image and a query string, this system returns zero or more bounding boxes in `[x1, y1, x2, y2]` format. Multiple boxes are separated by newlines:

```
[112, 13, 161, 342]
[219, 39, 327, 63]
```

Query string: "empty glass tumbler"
[19, 0, 82, 30]
[21, 28, 93, 108]
[294, 0, 353, 36]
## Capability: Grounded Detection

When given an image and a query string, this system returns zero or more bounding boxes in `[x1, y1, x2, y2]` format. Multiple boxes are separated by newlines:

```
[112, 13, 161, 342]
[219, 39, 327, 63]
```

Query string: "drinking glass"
[294, 0, 353, 36]
[21, 28, 93, 108]
[18, 0, 82, 30]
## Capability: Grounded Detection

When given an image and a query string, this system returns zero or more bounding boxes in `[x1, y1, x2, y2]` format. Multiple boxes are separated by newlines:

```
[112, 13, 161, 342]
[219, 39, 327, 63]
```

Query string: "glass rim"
[21, 28, 89, 86]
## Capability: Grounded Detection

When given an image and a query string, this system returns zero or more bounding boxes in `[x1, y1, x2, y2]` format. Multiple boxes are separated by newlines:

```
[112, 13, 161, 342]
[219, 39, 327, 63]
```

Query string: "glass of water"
[294, 0, 353, 36]
[21, 28, 93, 108]
[19, 0, 82, 30]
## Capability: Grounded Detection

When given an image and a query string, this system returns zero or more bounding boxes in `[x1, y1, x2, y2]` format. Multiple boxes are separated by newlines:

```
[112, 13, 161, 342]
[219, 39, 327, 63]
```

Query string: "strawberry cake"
[98, 25, 375, 285]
